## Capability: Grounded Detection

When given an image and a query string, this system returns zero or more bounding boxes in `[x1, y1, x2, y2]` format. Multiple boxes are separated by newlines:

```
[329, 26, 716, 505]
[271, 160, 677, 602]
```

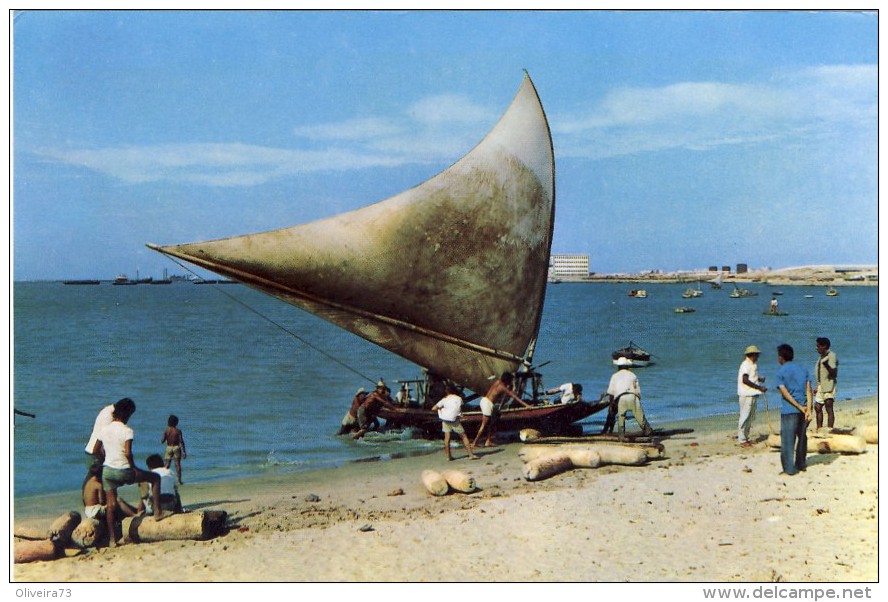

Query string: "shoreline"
[12, 396, 878, 583]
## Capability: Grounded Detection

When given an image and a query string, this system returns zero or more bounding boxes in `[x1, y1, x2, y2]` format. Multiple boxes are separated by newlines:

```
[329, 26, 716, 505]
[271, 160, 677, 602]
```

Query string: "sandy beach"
[12, 396, 878, 584]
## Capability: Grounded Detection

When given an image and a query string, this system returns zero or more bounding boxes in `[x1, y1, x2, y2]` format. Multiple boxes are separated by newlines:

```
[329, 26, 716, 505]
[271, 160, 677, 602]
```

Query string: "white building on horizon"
[549, 254, 590, 279]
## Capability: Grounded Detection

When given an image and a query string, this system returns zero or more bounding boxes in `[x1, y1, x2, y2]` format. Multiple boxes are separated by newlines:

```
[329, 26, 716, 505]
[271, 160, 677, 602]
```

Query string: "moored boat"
[729, 284, 757, 298]
[149, 74, 604, 437]
[612, 341, 652, 367]
[628, 289, 648, 298]
[674, 306, 696, 313]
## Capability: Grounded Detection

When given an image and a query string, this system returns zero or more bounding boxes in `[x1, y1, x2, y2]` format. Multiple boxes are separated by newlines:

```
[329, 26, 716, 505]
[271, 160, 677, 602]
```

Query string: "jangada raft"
[149, 74, 606, 437]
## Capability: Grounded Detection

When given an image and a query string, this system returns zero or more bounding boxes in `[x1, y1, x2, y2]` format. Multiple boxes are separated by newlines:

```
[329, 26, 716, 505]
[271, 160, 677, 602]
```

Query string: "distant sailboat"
[708, 273, 723, 289]
[149, 74, 606, 436]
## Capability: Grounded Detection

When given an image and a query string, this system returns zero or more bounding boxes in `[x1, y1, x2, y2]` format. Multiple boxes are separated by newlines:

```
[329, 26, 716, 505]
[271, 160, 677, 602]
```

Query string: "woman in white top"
[95, 398, 165, 546]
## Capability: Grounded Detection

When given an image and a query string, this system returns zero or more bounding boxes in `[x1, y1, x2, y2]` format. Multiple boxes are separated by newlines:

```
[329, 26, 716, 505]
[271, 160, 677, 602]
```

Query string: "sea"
[12, 279, 878, 499]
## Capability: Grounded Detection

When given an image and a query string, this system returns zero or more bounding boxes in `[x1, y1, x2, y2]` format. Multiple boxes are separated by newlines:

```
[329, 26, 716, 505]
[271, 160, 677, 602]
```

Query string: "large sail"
[149, 74, 555, 395]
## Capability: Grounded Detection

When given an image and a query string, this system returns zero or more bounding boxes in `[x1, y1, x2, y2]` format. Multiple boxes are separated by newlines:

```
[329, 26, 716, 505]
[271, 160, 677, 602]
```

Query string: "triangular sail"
[149, 75, 555, 395]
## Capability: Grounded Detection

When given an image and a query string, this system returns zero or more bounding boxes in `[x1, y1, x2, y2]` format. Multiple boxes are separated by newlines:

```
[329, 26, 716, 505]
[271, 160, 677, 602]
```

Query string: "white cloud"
[554, 64, 876, 160]
[37, 94, 496, 187]
[33, 66, 875, 186]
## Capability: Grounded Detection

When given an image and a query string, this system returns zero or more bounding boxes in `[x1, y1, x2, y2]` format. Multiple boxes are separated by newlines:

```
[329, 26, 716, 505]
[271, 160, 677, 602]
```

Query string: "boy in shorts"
[430, 382, 479, 461]
[161, 414, 187, 484]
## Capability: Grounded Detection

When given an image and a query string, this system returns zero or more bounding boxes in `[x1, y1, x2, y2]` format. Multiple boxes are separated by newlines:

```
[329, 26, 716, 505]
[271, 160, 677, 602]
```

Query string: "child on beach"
[141, 454, 183, 515]
[81, 463, 141, 521]
[430, 382, 479, 461]
[161, 414, 187, 484]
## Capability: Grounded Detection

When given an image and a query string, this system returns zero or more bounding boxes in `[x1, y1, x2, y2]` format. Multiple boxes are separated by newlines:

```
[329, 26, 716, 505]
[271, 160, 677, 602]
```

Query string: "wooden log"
[421, 469, 449, 496]
[522, 452, 573, 481]
[766, 433, 867, 454]
[564, 449, 601, 468]
[815, 434, 867, 454]
[121, 511, 228, 543]
[440, 469, 476, 493]
[520, 443, 648, 466]
[594, 444, 649, 466]
[14, 539, 59, 564]
[48, 511, 81, 547]
[855, 424, 878, 444]
[71, 518, 106, 549]
[519, 428, 542, 442]
[524, 428, 694, 444]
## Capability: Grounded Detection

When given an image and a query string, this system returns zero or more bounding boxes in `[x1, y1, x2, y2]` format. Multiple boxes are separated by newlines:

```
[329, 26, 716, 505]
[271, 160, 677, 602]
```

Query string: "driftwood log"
[522, 453, 573, 481]
[14, 539, 60, 564]
[71, 518, 106, 549]
[421, 470, 449, 496]
[855, 424, 878, 444]
[520, 428, 692, 444]
[519, 443, 650, 466]
[441, 469, 476, 493]
[48, 511, 81, 547]
[121, 511, 228, 543]
[766, 433, 867, 454]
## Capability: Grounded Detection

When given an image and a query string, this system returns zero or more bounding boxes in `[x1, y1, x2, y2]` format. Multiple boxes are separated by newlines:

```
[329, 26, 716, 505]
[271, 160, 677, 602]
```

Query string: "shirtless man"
[472, 372, 532, 448]
[338, 388, 367, 435]
[352, 381, 400, 440]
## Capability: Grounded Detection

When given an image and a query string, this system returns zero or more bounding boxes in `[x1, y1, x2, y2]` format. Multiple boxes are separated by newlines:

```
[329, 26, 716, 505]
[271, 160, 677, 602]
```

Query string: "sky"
[8, 9, 879, 280]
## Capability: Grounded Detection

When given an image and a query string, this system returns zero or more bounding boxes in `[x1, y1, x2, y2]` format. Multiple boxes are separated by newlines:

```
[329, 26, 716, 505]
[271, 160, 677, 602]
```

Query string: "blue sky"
[10, 10, 878, 280]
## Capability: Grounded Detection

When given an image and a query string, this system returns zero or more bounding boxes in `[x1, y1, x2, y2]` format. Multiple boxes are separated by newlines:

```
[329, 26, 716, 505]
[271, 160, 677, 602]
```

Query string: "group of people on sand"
[83, 397, 187, 546]
[736, 337, 839, 475]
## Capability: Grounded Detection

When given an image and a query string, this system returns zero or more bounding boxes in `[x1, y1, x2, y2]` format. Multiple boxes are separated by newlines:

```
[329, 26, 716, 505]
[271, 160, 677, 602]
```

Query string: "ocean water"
[12, 280, 877, 498]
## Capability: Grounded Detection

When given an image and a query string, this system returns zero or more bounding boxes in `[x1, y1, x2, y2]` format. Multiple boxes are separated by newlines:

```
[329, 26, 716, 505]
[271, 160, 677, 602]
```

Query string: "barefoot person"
[472, 372, 532, 448]
[813, 337, 839, 433]
[82, 463, 140, 523]
[161, 414, 187, 484]
[95, 398, 166, 546]
[431, 382, 479, 461]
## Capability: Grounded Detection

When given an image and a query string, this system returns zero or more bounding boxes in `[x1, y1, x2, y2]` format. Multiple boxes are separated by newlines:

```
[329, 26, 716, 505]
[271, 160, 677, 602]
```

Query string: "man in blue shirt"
[775, 343, 812, 475]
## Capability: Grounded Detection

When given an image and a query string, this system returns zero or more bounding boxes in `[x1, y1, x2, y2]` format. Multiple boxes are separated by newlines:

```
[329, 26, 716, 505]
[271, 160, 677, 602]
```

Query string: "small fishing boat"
[763, 311, 790, 317]
[628, 289, 648, 298]
[149, 74, 605, 437]
[708, 273, 723, 289]
[682, 288, 703, 299]
[826, 287, 839, 296]
[674, 306, 696, 313]
[612, 341, 652, 367]
[729, 284, 758, 298]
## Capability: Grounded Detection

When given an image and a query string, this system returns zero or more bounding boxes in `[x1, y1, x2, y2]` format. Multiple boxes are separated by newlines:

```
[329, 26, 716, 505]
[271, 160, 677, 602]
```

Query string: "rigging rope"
[164, 256, 377, 385]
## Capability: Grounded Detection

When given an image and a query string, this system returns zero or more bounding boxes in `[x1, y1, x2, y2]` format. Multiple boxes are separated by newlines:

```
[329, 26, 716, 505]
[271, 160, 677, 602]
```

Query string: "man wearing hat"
[737, 345, 767, 446]
[337, 387, 367, 435]
[353, 380, 399, 440]
[606, 357, 652, 439]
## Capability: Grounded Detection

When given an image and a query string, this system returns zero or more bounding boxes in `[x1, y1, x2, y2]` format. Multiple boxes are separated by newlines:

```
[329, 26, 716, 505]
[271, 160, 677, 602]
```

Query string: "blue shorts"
[102, 466, 135, 490]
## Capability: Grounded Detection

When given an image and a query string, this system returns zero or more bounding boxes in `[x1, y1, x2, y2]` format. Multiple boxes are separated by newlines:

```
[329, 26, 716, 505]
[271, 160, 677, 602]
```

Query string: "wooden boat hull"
[377, 400, 609, 438]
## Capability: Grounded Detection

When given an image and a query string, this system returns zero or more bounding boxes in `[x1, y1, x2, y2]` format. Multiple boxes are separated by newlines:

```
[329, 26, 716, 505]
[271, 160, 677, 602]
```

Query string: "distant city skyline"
[10, 10, 878, 280]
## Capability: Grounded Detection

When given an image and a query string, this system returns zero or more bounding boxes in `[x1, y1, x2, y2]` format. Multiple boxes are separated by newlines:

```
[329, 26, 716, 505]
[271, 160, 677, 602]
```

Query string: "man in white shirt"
[737, 345, 767, 446]
[430, 382, 479, 461]
[85, 402, 115, 467]
[606, 357, 653, 439]
[545, 382, 583, 404]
